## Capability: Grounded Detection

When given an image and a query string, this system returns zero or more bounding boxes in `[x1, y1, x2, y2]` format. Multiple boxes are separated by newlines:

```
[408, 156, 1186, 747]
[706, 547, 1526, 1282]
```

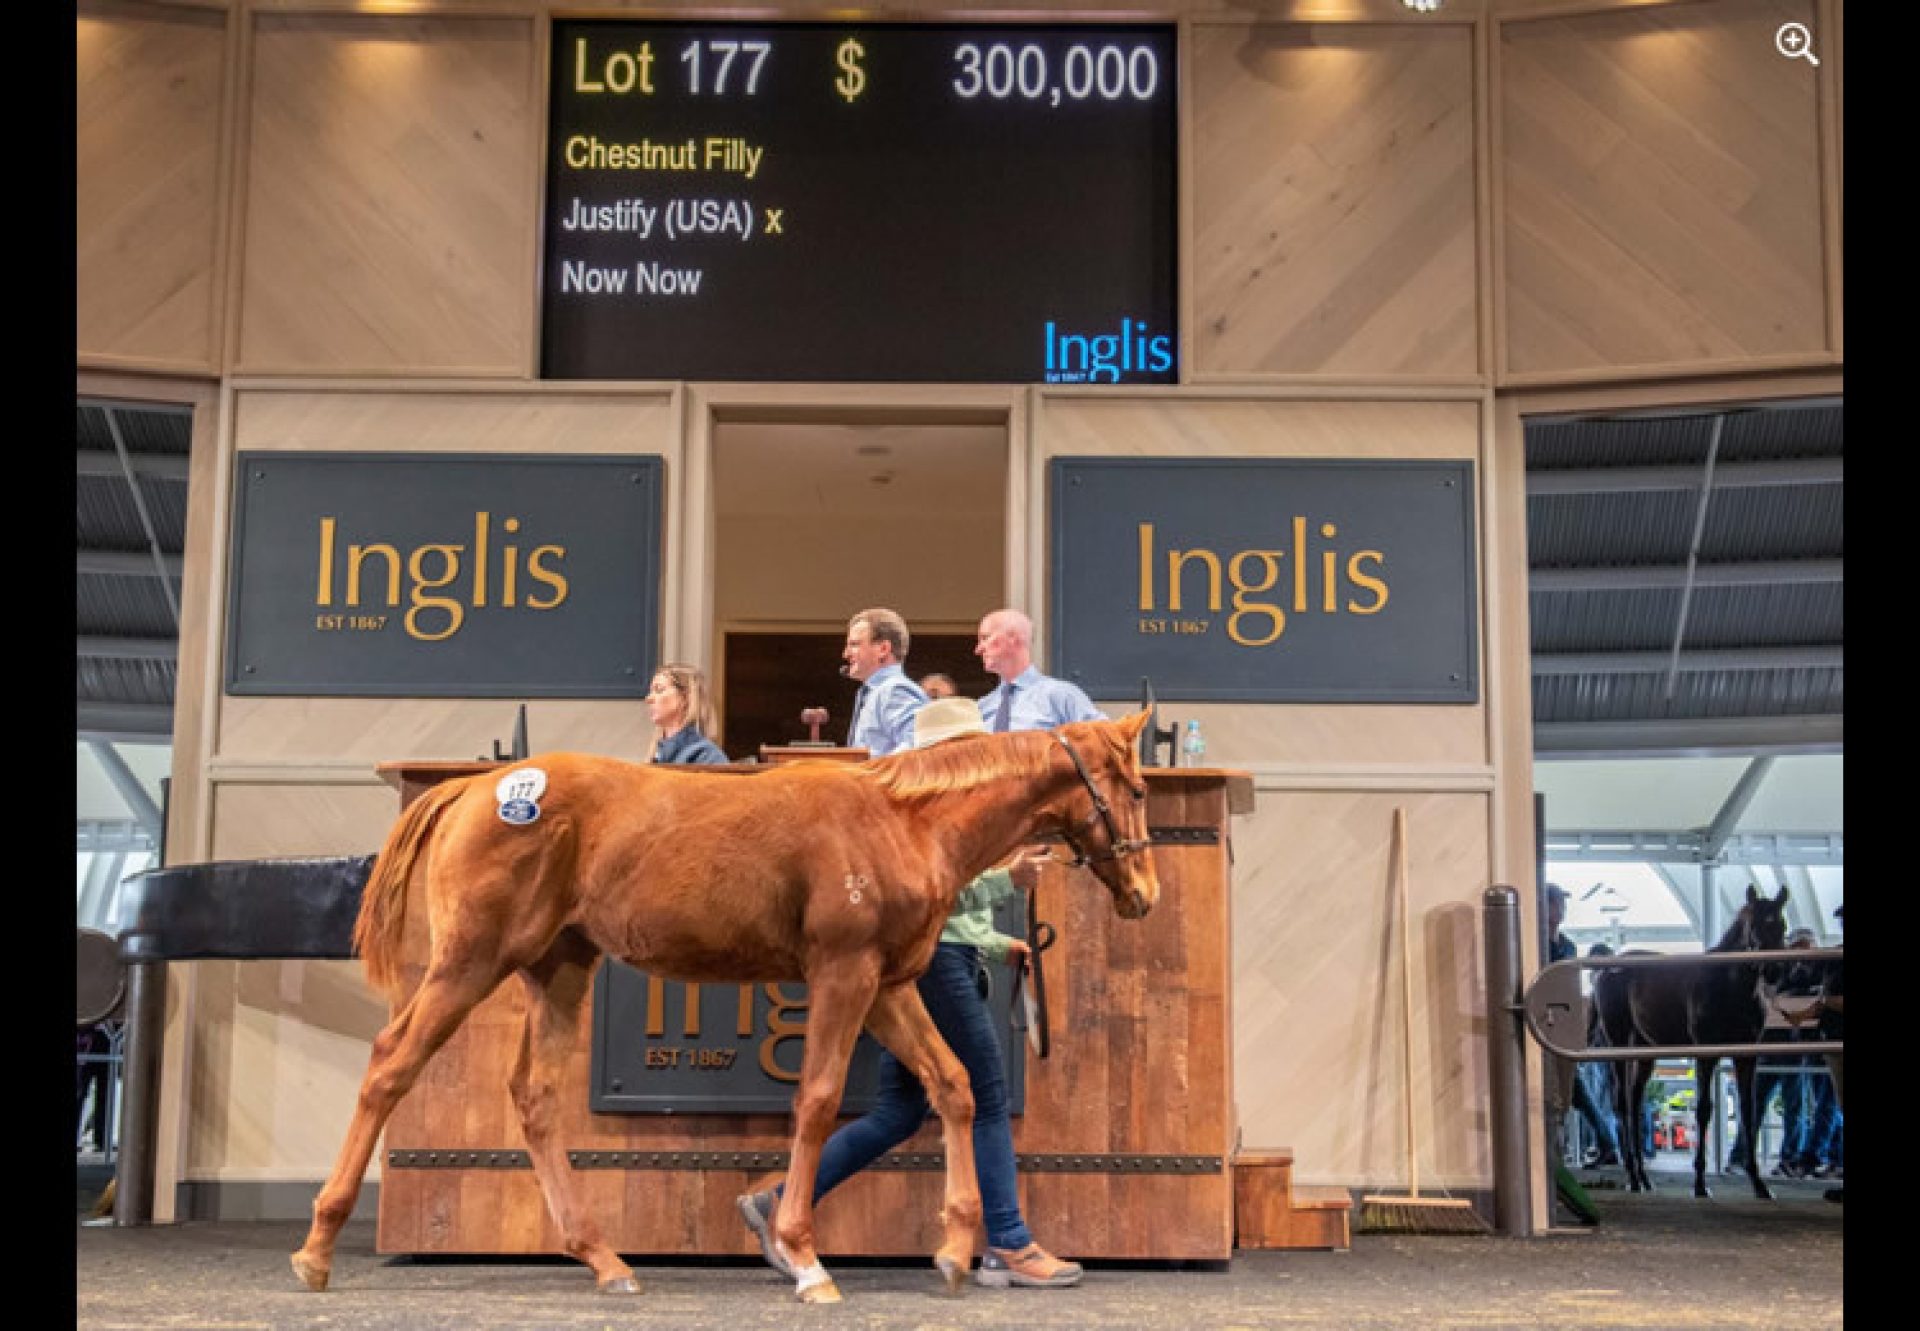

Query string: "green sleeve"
[941, 869, 1023, 963]
[951, 868, 1017, 916]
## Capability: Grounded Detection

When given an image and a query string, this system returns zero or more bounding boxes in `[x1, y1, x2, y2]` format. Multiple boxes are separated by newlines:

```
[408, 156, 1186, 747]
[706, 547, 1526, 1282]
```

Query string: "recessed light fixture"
[1402, 0, 1443, 12]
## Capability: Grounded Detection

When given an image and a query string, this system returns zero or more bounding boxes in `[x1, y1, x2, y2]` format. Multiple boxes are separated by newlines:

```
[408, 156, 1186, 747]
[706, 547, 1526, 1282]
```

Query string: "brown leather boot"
[975, 1241, 1084, 1288]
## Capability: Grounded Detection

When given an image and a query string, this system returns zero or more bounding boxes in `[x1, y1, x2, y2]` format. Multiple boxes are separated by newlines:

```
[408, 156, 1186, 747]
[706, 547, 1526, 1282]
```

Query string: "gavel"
[800, 707, 829, 744]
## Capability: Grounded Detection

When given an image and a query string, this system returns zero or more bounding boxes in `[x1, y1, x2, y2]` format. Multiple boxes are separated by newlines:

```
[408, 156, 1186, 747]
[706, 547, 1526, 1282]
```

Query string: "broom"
[1358, 807, 1491, 1235]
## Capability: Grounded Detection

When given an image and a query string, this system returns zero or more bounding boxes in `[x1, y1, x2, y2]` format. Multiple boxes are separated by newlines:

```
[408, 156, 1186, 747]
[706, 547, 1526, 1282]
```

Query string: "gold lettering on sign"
[310, 513, 570, 642]
[1135, 520, 1392, 648]
[759, 983, 808, 1083]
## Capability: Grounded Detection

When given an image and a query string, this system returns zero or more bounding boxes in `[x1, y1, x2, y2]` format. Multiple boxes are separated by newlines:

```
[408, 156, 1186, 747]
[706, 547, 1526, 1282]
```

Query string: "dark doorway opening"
[722, 631, 996, 757]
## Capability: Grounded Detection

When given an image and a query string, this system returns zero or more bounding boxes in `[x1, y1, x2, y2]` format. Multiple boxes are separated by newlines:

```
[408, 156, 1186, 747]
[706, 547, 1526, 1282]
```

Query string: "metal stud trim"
[387, 1149, 1222, 1175]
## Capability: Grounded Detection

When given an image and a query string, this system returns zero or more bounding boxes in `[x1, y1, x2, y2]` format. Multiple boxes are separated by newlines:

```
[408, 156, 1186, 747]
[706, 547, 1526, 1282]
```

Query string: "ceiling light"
[1403, 0, 1443, 11]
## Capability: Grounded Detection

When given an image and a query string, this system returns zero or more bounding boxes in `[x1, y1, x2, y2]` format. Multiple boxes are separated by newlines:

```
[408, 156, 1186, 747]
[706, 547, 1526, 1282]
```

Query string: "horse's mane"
[870, 730, 1056, 799]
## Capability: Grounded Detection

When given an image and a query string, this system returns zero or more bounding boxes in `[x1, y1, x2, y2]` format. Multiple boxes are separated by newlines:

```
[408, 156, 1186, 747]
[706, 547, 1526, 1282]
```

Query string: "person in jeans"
[737, 695, 1083, 1289]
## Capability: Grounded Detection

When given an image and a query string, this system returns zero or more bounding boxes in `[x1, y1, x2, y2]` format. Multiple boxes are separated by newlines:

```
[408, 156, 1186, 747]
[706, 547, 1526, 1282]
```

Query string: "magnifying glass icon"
[1775, 22, 1820, 66]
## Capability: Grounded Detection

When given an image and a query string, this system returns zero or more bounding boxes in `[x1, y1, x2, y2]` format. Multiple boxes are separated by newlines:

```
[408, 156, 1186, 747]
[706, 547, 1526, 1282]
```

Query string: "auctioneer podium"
[371, 756, 1251, 1262]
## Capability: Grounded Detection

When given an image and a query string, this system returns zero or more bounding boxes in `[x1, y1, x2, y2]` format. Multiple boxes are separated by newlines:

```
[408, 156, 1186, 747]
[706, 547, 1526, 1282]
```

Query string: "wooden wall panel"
[1231, 791, 1491, 1187]
[1037, 395, 1490, 768]
[1500, 0, 1831, 376]
[375, 771, 1233, 1259]
[216, 388, 677, 763]
[187, 781, 400, 1179]
[77, 1, 227, 372]
[235, 13, 537, 374]
[1191, 22, 1479, 380]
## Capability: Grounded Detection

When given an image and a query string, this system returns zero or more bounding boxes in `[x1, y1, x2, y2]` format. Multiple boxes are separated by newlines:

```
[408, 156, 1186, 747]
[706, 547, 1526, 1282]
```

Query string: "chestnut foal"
[291, 712, 1159, 1303]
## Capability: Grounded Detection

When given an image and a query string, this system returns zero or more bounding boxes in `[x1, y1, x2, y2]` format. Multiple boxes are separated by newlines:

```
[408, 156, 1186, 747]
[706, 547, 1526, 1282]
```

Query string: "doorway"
[710, 413, 1008, 758]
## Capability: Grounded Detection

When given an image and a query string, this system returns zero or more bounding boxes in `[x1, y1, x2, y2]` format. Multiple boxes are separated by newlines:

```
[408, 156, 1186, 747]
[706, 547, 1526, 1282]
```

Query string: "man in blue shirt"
[973, 608, 1104, 733]
[842, 606, 928, 757]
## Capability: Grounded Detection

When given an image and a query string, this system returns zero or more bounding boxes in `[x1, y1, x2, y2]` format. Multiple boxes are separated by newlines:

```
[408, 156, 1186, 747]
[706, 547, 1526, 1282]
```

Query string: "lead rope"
[1010, 883, 1057, 1059]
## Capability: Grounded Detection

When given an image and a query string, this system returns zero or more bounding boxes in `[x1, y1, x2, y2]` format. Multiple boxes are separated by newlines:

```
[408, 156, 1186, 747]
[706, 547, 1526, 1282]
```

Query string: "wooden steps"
[1232, 1150, 1352, 1251]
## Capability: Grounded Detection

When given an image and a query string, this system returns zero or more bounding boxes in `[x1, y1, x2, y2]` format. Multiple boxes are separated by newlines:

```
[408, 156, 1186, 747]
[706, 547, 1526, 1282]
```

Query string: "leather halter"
[1049, 732, 1149, 869]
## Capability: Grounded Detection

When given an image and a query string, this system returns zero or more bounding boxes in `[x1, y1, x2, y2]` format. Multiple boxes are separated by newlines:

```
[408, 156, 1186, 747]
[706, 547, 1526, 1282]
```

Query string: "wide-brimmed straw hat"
[914, 696, 987, 748]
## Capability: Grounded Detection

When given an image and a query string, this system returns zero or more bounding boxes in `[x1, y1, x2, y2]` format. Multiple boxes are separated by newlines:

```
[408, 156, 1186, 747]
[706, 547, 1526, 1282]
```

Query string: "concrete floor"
[75, 1166, 1842, 1330]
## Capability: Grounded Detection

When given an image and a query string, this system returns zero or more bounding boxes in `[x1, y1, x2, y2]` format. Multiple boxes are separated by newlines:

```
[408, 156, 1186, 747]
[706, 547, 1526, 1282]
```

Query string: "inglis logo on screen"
[1043, 319, 1174, 384]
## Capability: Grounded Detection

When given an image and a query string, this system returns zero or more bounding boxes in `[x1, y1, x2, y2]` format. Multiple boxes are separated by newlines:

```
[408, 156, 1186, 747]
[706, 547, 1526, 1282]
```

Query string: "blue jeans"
[1802, 1071, 1841, 1169]
[1729, 1064, 1792, 1168]
[1574, 1060, 1622, 1160]
[782, 943, 1031, 1251]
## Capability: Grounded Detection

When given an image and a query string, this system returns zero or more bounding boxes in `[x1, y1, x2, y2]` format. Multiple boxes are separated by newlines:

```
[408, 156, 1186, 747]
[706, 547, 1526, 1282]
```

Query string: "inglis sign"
[1049, 457, 1479, 703]
[225, 453, 662, 697]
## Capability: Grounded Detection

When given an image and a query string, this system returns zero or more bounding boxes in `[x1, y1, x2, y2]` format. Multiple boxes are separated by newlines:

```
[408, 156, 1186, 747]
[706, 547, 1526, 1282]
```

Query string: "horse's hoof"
[597, 1275, 642, 1295]
[935, 1253, 968, 1293]
[289, 1252, 330, 1292]
[797, 1279, 842, 1304]
[1753, 1186, 1775, 1202]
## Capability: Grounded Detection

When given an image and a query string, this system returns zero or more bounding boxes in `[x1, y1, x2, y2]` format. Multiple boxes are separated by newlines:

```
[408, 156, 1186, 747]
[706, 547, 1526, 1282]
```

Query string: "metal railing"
[1523, 949, 1844, 1061]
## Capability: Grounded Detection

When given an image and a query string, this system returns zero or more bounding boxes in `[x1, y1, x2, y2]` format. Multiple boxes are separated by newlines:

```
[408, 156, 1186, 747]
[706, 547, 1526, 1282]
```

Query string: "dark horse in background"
[1592, 884, 1790, 1200]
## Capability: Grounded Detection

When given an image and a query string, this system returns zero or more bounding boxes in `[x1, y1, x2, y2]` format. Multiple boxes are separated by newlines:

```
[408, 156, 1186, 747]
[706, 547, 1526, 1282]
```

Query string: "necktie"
[847, 686, 868, 746]
[993, 684, 1015, 733]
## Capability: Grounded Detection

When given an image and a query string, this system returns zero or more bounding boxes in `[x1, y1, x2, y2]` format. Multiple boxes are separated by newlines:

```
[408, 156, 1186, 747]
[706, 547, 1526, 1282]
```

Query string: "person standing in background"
[973, 608, 1102, 732]
[842, 607, 928, 757]
[919, 672, 957, 700]
[646, 663, 728, 765]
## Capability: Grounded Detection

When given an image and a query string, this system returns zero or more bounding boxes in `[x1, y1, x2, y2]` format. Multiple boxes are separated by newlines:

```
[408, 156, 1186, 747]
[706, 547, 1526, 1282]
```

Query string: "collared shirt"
[652, 725, 728, 765]
[939, 867, 1022, 963]
[850, 663, 928, 757]
[977, 665, 1104, 734]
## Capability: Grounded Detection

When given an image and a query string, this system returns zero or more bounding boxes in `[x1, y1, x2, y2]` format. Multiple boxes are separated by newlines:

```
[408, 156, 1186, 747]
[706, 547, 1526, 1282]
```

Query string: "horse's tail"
[353, 780, 466, 1001]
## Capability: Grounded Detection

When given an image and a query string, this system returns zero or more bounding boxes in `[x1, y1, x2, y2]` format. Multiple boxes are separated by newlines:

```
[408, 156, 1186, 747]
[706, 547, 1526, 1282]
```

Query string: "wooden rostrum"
[371, 759, 1248, 1262]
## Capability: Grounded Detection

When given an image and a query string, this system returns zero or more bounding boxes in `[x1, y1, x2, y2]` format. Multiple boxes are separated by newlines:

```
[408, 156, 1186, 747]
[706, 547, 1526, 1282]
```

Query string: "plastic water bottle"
[1182, 719, 1207, 765]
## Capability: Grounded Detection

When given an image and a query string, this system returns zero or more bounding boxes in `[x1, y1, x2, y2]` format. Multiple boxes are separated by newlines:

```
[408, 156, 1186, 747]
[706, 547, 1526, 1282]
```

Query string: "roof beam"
[102, 406, 183, 630]
[1532, 646, 1842, 674]
[1530, 559, 1842, 591]
[1534, 714, 1843, 757]
[77, 701, 174, 740]
[1543, 831, 1842, 866]
[78, 549, 184, 578]
[1663, 414, 1724, 700]
[1526, 458, 1841, 495]
[88, 740, 165, 846]
[77, 635, 176, 661]
[1701, 756, 1776, 859]
[76, 451, 190, 482]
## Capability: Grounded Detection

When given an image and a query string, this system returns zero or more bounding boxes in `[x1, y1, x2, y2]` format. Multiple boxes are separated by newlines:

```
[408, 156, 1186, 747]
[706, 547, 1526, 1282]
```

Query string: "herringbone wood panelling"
[236, 14, 536, 374]
[1500, 1, 1829, 375]
[1191, 23, 1479, 379]
[229, 388, 672, 453]
[77, 2, 226, 370]
[216, 389, 676, 761]
[190, 782, 398, 1177]
[219, 699, 655, 766]
[1039, 395, 1489, 767]
[1232, 791, 1491, 1187]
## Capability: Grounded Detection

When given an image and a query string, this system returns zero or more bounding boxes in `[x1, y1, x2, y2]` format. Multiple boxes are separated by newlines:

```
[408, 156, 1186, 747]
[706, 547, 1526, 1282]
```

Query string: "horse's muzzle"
[1119, 887, 1152, 920]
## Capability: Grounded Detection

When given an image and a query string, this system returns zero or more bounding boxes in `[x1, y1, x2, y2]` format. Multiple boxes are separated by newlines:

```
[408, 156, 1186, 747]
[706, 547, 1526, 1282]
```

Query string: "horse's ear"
[1746, 883, 1761, 904]
[1120, 710, 1151, 739]
[1773, 885, 1790, 906]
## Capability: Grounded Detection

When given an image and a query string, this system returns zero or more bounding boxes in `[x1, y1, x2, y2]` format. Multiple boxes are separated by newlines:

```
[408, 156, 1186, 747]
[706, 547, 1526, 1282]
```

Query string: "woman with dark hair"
[646, 663, 728, 765]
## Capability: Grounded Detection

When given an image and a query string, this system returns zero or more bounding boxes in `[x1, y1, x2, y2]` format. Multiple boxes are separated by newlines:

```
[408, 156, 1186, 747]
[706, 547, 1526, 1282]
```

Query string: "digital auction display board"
[542, 22, 1177, 384]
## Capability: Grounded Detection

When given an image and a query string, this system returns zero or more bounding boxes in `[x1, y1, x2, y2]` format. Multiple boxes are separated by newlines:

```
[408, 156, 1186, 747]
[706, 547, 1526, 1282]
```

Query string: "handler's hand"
[1780, 1000, 1822, 1027]
[1004, 938, 1032, 967]
[1005, 846, 1051, 894]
